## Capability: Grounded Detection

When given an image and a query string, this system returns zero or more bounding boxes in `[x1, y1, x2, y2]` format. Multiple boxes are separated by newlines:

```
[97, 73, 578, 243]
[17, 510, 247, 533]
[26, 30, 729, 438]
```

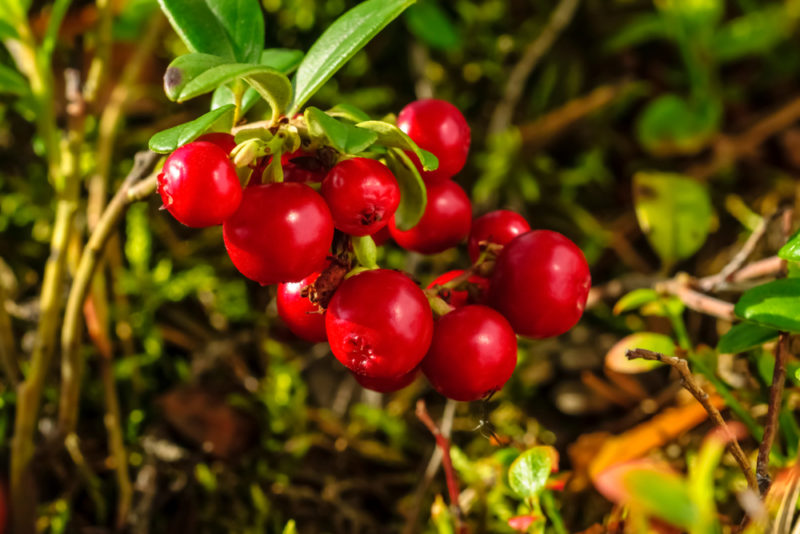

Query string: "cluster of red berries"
[157, 99, 591, 402]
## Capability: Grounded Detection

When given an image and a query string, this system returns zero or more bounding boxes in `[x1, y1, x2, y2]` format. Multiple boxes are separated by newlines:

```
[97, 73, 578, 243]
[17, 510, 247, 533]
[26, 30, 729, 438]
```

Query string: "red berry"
[326, 269, 433, 378]
[397, 99, 470, 184]
[372, 226, 391, 246]
[351, 366, 420, 393]
[157, 141, 242, 228]
[321, 158, 400, 236]
[276, 270, 327, 343]
[427, 270, 489, 309]
[282, 149, 327, 183]
[389, 181, 471, 254]
[467, 210, 531, 263]
[196, 132, 236, 154]
[223, 183, 334, 284]
[488, 230, 591, 338]
[422, 305, 517, 402]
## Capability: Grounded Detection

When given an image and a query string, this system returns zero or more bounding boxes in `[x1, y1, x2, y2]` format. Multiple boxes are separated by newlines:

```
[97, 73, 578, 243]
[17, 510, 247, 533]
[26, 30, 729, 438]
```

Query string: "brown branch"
[757, 333, 791, 494]
[625, 348, 758, 491]
[657, 278, 736, 321]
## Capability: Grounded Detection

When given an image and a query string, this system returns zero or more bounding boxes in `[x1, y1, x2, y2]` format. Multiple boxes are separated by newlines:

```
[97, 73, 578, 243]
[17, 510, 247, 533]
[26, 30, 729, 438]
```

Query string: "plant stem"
[0, 277, 19, 386]
[756, 333, 790, 494]
[541, 490, 567, 534]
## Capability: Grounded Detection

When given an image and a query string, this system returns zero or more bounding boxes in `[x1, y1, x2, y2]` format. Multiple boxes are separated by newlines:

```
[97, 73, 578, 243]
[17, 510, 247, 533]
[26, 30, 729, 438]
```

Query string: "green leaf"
[327, 103, 371, 122]
[148, 105, 235, 153]
[164, 53, 229, 102]
[404, 0, 460, 51]
[779, 229, 800, 262]
[636, 94, 721, 156]
[290, 0, 415, 113]
[633, 172, 713, 267]
[613, 288, 660, 315]
[624, 470, 699, 529]
[0, 19, 19, 39]
[508, 446, 552, 499]
[357, 120, 438, 171]
[205, 0, 265, 64]
[604, 13, 668, 52]
[305, 107, 377, 154]
[606, 332, 674, 374]
[0, 64, 29, 96]
[386, 149, 427, 231]
[711, 7, 789, 63]
[352, 236, 378, 269]
[717, 322, 780, 354]
[157, 0, 237, 60]
[734, 279, 800, 333]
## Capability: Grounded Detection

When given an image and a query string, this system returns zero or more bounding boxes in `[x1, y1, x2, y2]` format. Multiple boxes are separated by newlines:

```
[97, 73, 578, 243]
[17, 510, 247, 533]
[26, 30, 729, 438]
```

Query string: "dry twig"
[757, 334, 791, 494]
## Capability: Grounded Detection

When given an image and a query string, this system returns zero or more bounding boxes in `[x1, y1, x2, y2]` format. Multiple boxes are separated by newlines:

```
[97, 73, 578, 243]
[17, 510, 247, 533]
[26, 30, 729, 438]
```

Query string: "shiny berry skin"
[196, 132, 236, 154]
[351, 366, 420, 393]
[389, 181, 471, 254]
[467, 210, 531, 263]
[276, 270, 327, 343]
[326, 269, 433, 378]
[488, 230, 591, 338]
[427, 270, 489, 309]
[422, 305, 517, 402]
[223, 183, 334, 285]
[158, 141, 242, 228]
[397, 99, 470, 184]
[321, 158, 401, 236]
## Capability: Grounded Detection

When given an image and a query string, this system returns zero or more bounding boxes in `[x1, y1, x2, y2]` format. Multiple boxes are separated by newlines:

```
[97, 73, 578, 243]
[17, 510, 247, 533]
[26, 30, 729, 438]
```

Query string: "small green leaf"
[606, 332, 674, 374]
[734, 279, 800, 333]
[508, 446, 553, 499]
[290, 0, 415, 113]
[604, 13, 668, 52]
[717, 322, 780, 354]
[164, 53, 229, 102]
[778, 229, 800, 262]
[305, 107, 378, 154]
[352, 236, 378, 269]
[357, 120, 438, 171]
[404, 0, 461, 51]
[386, 148, 427, 231]
[148, 105, 235, 153]
[0, 19, 19, 40]
[0, 64, 29, 96]
[158, 0, 237, 60]
[636, 94, 721, 156]
[633, 172, 713, 267]
[624, 470, 699, 529]
[327, 103, 371, 122]
[613, 288, 660, 315]
[205, 0, 265, 64]
[711, 7, 789, 63]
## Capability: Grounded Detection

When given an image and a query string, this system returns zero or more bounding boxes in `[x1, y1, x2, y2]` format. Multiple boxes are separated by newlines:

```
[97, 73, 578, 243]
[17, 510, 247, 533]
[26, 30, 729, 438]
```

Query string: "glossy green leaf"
[613, 289, 660, 315]
[352, 236, 378, 269]
[357, 120, 438, 171]
[164, 53, 229, 102]
[386, 149, 427, 231]
[734, 279, 800, 333]
[508, 446, 552, 499]
[0, 19, 19, 39]
[205, 0, 265, 64]
[606, 332, 673, 374]
[637, 94, 720, 156]
[633, 172, 713, 267]
[779, 229, 800, 262]
[624, 470, 699, 529]
[290, 0, 415, 113]
[711, 7, 788, 63]
[717, 322, 780, 354]
[0, 64, 29, 96]
[327, 103, 371, 122]
[404, 0, 461, 51]
[148, 105, 235, 153]
[158, 0, 237, 60]
[305, 107, 377, 154]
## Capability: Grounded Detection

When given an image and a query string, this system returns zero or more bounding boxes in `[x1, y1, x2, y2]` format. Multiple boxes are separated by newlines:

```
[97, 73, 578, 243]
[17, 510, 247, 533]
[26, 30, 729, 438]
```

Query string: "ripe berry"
[397, 99, 470, 184]
[422, 305, 517, 401]
[372, 226, 391, 247]
[467, 210, 531, 263]
[321, 158, 400, 236]
[427, 270, 489, 309]
[223, 183, 334, 285]
[282, 149, 327, 183]
[277, 270, 327, 343]
[389, 181, 471, 254]
[196, 132, 236, 154]
[158, 141, 242, 228]
[351, 366, 419, 393]
[326, 269, 433, 378]
[488, 230, 591, 338]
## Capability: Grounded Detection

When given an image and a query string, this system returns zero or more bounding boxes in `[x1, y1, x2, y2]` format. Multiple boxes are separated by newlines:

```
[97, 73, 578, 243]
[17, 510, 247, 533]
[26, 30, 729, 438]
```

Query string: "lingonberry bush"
[2, 0, 800, 532]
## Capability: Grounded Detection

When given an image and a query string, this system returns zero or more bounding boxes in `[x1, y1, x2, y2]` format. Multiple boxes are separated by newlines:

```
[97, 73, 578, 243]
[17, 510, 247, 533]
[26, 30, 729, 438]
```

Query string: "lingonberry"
[196, 132, 236, 154]
[276, 269, 327, 343]
[157, 141, 242, 228]
[282, 149, 328, 183]
[351, 366, 420, 393]
[321, 157, 400, 236]
[488, 230, 591, 338]
[427, 270, 489, 309]
[422, 305, 517, 402]
[223, 183, 334, 285]
[389, 181, 471, 254]
[397, 99, 470, 184]
[372, 226, 391, 247]
[326, 269, 433, 378]
[467, 210, 531, 263]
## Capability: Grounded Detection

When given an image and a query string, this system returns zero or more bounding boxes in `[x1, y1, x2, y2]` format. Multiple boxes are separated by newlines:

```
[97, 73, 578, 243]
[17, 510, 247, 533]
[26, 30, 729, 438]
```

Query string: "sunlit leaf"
[148, 105, 235, 153]
[305, 107, 377, 154]
[357, 120, 438, 171]
[613, 288, 659, 315]
[386, 148, 427, 231]
[606, 333, 673, 374]
[734, 279, 800, 333]
[778, 229, 800, 262]
[508, 446, 553, 499]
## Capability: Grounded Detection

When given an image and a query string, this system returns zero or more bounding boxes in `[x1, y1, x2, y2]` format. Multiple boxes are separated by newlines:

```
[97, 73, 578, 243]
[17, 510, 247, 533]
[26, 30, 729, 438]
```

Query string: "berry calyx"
[276, 269, 328, 343]
[488, 230, 591, 338]
[196, 132, 236, 154]
[427, 270, 489, 309]
[223, 183, 334, 285]
[397, 99, 470, 184]
[351, 366, 420, 393]
[321, 157, 401, 236]
[422, 305, 517, 402]
[326, 269, 433, 378]
[389, 181, 471, 254]
[467, 210, 531, 263]
[157, 141, 242, 228]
